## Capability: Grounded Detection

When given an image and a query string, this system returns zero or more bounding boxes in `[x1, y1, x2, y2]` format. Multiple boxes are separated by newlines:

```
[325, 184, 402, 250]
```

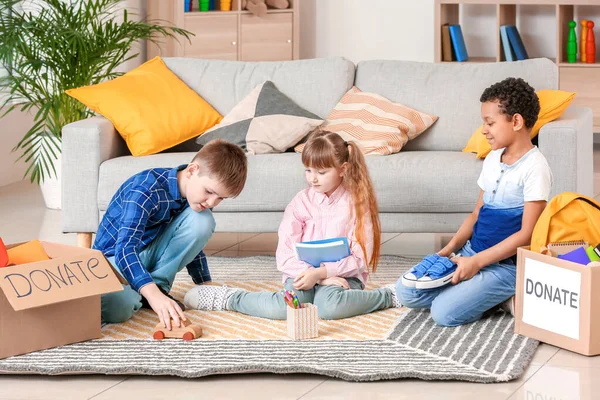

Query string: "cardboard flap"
[0, 248, 123, 311]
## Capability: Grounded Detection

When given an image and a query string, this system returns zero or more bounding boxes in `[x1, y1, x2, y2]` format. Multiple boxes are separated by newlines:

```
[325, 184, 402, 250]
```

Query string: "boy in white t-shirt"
[396, 77, 553, 326]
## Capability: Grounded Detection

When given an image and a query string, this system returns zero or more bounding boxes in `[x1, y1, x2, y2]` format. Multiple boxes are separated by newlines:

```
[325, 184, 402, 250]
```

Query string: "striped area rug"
[100, 255, 405, 341]
[0, 255, 538, 382]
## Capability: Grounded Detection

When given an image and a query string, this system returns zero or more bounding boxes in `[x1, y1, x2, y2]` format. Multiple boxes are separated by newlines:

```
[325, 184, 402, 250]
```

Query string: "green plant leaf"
[0, 0, 192, 183]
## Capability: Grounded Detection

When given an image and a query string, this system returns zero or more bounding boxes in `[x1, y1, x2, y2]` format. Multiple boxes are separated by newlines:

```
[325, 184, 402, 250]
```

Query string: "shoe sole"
[415, 272, 455, 289]
[401, 275, 417, 287]
[402, 254, 442, 288]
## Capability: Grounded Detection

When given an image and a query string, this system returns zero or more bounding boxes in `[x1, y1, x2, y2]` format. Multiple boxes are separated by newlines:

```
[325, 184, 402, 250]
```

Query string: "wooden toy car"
[152, 319, 203, 341]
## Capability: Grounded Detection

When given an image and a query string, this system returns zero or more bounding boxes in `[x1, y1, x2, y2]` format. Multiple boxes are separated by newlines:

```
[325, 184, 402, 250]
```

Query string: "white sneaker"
[401, 254, 440, 287]
[384, 284, 402, 308]
[183, 285, 242, 311]
[415, 256, 457, 289]
[500, 296, 515, 317]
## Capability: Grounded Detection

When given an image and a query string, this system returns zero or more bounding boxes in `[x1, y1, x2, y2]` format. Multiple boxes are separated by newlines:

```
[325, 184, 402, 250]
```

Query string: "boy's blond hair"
[192, 139, 247, 198]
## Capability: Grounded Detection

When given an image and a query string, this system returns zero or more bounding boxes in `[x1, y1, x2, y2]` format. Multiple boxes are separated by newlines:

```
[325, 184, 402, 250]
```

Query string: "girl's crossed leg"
[227, 278, 392, 320]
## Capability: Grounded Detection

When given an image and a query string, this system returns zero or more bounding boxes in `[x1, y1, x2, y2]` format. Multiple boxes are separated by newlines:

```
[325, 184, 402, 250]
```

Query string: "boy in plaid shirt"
[95, 139, 247, 329]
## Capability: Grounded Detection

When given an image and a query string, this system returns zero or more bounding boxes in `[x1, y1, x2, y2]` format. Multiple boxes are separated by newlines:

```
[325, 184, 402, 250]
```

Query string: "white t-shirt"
[477, 147, 553, 209]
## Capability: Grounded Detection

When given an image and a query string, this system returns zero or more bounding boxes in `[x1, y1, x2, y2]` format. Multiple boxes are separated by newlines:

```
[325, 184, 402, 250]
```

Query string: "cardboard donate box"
[0, 241, 125, 359]
[515, 247, 600, 356]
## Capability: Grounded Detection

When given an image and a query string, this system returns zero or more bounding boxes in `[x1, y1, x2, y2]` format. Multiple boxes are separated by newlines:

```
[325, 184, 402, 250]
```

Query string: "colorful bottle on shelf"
[586, 21, 596, 64]
[199, 0, 209, 11]
[581, 19, 588, 62]
[567, 20, 577, 63]
[220, 0, 232, 11]
[184, 0, 192, 12]
[209, 0, 215, 10]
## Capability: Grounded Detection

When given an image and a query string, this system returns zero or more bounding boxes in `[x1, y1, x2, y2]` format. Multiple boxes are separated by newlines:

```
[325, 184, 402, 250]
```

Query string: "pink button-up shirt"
[276, 185, 373, 285]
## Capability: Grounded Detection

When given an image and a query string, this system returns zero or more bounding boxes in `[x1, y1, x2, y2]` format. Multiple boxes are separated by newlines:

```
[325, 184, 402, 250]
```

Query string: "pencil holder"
[287, 303, 319, 339]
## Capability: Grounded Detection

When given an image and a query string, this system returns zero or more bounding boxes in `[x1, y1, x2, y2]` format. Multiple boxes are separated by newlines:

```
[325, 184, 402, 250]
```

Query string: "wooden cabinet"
[183, 14, 238, 60]
[241, 13, 293, 61]
[560, 67, 600, 129]
[434, 0, 600, 132]
[147, 0, 299, 62]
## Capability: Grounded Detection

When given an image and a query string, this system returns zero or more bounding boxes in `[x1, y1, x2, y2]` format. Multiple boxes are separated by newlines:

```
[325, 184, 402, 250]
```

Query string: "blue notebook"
[500, 25, 515, 62]
[294, 237, 351, 267]
[448, 24, 469, 62]
[505, 25, 528, 60]
[557, 246, 590, 265]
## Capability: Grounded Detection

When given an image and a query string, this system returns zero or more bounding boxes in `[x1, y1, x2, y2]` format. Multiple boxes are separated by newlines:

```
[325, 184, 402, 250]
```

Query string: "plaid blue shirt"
[93, 165, 211, 292]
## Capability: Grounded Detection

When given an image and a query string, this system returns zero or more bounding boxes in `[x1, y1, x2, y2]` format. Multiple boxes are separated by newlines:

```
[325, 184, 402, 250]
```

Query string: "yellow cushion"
[66, 57, 222, 156]
[463, 90, 576, 159]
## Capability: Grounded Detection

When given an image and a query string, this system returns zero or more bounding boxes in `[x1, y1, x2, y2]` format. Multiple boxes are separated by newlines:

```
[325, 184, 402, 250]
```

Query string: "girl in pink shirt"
[184, 131, 399, 319]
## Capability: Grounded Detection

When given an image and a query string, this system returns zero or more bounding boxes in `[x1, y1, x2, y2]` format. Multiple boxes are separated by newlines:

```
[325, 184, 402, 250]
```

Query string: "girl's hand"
[293, 268, 325, 290]
[451, 256, 480, 285]
[318, 277, 350, 289]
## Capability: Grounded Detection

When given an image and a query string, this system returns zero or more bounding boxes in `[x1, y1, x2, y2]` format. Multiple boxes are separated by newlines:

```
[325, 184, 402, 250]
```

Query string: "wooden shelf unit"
[147, 0, 300, 62]
[435, 0, 600, 131]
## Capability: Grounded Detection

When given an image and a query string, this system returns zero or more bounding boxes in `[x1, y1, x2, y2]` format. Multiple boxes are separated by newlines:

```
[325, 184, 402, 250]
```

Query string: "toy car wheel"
[182, 332, 194, 341]
[153, 330, 165, 340]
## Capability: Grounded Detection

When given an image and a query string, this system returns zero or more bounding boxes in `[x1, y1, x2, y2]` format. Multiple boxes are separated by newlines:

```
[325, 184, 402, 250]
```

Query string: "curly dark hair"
[480, 77, 540, 129]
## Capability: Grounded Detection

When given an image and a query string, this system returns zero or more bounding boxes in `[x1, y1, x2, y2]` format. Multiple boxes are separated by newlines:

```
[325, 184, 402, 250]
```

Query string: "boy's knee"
[180, 208, 216, 241]
[101, 289, 141, 324]
[430, 303, 464, 327]
[395, 279, 421, 309]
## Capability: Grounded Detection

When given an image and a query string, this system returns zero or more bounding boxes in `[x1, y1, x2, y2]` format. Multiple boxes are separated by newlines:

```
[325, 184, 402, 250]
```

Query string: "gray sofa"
[62, 57, 594, 242]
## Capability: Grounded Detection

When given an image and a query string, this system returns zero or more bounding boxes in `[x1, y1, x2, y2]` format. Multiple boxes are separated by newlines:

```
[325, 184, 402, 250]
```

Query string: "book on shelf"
[294, 237, 351, 267]
[448, 24, 469, 62]
[505, 25, 528, 61]
[500, 25, 515, 62]
[441, 23, 455, 61]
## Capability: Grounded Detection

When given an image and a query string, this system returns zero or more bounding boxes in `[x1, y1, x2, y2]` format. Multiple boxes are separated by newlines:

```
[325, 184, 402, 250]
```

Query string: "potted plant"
[0, 0, 191, 209]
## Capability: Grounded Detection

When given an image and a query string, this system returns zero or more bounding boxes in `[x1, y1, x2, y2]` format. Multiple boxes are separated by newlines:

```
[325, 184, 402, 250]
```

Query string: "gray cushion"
[163, 57, 355, 119]
[197, 81, 322, 152]
[98, 150, 483, 214]
[355, 58, 558, 151]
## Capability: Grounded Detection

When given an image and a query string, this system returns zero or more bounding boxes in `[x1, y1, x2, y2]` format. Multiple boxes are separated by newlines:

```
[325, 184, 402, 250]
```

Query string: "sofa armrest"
[61, 116, 129, 233]
[537, 106, 594, 198]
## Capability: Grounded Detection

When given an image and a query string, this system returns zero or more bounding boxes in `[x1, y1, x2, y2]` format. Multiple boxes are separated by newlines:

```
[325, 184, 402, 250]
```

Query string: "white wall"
[300, 0, 435, 63]
[0, 109, 35, 187]
[115, 0, 147, 72]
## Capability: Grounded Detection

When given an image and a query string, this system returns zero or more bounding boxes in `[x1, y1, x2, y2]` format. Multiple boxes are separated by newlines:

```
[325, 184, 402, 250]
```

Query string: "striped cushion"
[295, 86, 438, 155]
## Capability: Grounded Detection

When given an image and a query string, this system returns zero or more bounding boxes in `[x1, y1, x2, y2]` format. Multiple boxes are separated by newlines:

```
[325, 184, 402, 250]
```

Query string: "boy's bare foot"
[500, 296, 515, 316]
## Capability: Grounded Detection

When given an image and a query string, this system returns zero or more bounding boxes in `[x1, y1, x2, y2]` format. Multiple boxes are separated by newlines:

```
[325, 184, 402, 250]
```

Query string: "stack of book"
[441, 23, 529, 63]
[441, 24, 469, 62]
[500, 25, 529, 61]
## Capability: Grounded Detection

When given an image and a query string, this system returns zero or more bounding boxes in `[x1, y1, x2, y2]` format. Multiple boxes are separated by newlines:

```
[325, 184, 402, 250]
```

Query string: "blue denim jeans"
[228, 277, 392, 320]
[396, 240, 516, 327]
[101, 207, 215, 323]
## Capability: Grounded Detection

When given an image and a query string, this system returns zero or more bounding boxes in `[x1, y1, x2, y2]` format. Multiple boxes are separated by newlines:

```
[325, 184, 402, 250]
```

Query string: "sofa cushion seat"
[98, 151, 483, 214]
